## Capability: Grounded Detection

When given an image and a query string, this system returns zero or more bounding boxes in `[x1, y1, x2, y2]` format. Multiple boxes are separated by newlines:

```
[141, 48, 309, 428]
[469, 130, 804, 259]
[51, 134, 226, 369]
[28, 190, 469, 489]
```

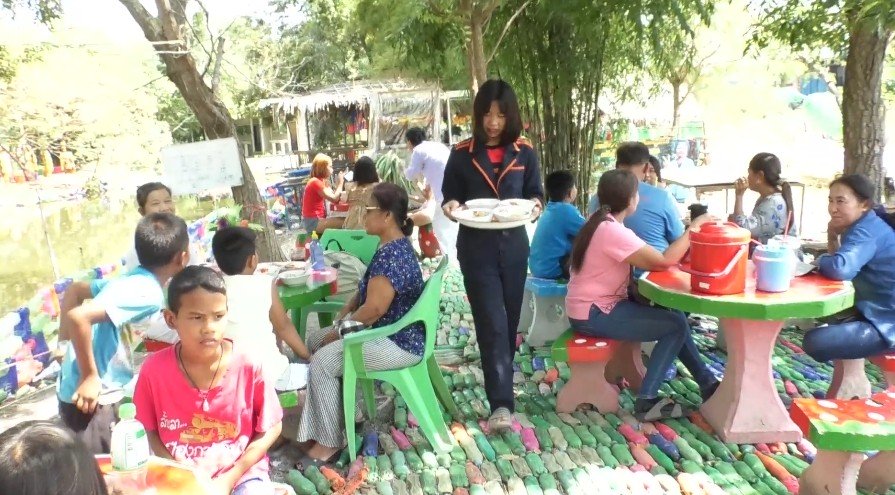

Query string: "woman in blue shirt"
[803, 174, 895, 361]
[297, 182, 425, 464]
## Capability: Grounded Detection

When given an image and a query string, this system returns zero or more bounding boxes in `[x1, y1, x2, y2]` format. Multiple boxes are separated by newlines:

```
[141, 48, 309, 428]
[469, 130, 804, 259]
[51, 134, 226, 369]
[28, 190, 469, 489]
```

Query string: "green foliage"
[375, 151, 414, 192]
[271, 0, 374, 88]
[354, 0, 467, 87]
[1, 0, 61, 24]
[749, 0, 895, 56]
[492, 0, 711, 207]
[0, 45, 14, 83]
[0, 28, 170, 171]
[155, 91, 204, 144]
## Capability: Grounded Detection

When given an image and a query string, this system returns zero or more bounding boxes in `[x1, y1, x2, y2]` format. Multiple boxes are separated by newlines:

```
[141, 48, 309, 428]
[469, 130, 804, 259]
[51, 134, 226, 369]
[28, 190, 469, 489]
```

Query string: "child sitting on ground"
[212, 226, 311, 390]
[58, 213, 189, 454]
[134, 266, 283, 495]
[528, 170, 586, 279]
[0, 420, 109, 495]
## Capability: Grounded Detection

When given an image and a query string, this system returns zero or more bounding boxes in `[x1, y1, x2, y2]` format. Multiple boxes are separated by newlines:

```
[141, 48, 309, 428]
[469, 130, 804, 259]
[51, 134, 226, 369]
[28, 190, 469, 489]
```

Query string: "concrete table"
[640, 263, 853, 443]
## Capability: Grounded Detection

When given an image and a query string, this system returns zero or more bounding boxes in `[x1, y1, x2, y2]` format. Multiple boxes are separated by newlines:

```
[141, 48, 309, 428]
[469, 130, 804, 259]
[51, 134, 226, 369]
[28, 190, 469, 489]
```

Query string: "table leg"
[700, 318, 802, 443]
[857, 451, 895, 492]
[715, 321, 728, 352]
[800, 450, 864, 495]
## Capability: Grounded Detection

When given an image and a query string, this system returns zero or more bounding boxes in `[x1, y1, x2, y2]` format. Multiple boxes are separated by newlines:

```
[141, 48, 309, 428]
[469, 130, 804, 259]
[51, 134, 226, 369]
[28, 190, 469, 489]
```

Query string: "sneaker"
[488, 407, 513, 432]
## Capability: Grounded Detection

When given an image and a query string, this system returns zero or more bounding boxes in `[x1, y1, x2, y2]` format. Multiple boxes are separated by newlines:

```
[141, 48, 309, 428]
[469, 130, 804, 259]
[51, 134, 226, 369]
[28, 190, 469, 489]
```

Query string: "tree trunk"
[118, 0, 283, 261]
[468, 16, 488, 92]
[842, 20, 892, 201]
[671, 80, 681, 132]
[466, 39, 480, 95]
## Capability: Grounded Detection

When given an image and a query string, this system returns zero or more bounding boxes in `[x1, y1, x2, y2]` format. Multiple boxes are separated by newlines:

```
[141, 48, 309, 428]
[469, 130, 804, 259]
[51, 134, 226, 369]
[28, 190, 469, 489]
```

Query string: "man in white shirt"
[405, 127, 458, 264]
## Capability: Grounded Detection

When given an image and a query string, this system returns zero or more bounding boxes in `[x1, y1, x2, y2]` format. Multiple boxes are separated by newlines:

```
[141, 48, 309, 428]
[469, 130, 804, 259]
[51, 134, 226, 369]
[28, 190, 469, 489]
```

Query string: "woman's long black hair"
[371, 182, 414, 236]
[749, 152, 795, 226]
[569, 170, 640, 272]
[831, 173, 895, 230]
[472, 80, 523, 146]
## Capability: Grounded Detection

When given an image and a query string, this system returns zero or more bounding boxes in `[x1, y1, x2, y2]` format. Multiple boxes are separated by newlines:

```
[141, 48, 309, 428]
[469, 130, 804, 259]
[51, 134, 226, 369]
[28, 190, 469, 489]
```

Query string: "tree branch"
[117, 0, 163, 41]
[211, 37, 225, 96]
[486, 0, 530, 64]
[479, 0, 502, 27]
[154, 0, 183, 42]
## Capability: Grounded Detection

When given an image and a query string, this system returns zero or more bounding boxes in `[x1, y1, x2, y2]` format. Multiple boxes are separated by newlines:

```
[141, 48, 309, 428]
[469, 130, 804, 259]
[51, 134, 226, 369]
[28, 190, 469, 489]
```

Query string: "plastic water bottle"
[111, 403, 150, 472]
[309, 231, 325, 271]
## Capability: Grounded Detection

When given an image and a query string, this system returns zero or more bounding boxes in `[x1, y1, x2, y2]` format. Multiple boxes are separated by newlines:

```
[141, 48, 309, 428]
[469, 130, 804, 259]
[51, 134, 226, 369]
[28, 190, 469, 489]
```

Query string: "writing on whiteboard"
[161, 137, 244, 194]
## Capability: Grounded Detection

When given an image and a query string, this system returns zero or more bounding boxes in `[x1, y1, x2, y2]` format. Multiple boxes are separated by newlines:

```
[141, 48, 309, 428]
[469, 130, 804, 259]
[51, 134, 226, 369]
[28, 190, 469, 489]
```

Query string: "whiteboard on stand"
[161, 137, 244, 194]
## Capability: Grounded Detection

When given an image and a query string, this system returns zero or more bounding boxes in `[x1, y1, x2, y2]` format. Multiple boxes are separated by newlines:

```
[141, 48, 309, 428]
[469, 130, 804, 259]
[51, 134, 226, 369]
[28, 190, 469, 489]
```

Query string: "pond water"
[0, 197, 227, 314]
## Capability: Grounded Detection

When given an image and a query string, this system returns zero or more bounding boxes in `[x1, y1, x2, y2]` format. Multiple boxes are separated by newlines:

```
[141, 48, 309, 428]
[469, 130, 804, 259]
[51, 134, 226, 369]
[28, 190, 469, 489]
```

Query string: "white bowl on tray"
[493, 204, 535, 222]
[453, 208, 494, 223]
[279, 269, 311, 287]
[465, 198, 500, 209]
[498, 198, 536, 210]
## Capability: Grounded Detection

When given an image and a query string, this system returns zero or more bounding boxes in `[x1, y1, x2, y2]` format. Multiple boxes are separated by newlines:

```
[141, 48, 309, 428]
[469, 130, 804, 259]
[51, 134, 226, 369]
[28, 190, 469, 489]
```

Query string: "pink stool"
[551, 330, 645, 413]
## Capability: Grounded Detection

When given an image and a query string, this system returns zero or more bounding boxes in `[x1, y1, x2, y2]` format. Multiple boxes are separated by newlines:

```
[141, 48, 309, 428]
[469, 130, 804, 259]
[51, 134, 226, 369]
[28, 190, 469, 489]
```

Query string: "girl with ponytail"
[731, 152, 797, 244]
[566, 170, 719, 421]
[297, 182, 426, 462]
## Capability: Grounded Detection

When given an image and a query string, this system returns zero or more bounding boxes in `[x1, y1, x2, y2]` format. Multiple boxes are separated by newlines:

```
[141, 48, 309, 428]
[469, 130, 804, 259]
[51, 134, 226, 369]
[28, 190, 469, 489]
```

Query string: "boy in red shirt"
[133, 266, 283, 495]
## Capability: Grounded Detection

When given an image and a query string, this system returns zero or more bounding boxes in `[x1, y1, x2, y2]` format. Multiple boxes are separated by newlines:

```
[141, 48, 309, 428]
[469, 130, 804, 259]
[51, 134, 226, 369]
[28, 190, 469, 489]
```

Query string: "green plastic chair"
[319, 229, 379, 265]
[296, 230, 380, 340]
[342, 256, 458, 460]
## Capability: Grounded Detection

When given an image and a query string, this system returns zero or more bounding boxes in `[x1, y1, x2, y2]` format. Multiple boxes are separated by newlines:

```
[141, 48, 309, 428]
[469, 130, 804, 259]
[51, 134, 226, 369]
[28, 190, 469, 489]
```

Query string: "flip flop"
[635, 397, 692, 422]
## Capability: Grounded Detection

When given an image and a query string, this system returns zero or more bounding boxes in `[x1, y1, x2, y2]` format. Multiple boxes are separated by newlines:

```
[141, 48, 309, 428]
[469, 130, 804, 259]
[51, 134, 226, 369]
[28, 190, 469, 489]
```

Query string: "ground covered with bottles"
[271, 260, 895, 495]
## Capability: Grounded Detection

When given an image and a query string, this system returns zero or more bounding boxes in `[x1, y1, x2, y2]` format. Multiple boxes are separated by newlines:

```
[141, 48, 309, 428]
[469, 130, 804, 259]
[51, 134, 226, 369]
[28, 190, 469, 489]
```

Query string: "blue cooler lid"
[754, 244, 789, 260]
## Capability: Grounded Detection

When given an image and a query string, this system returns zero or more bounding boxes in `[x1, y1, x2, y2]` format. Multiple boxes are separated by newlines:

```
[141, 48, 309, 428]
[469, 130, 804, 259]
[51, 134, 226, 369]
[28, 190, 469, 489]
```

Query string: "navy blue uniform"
[442, 137, 544, 412]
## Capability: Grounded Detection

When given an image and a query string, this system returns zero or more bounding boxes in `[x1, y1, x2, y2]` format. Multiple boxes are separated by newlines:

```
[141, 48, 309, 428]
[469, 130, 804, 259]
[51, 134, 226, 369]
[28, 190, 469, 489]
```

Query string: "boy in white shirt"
[212, 227, 311, 391]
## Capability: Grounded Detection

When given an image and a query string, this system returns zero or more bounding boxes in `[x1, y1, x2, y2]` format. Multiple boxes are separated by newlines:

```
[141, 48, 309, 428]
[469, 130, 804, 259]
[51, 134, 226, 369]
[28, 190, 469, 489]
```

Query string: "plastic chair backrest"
[319, 229, 380, 265]
[377, 257, 448, 363]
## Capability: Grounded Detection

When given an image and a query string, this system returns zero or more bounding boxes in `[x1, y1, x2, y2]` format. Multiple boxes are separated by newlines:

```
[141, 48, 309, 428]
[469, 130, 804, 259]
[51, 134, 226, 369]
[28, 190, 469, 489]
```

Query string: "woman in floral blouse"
[297, 182, 424, 464]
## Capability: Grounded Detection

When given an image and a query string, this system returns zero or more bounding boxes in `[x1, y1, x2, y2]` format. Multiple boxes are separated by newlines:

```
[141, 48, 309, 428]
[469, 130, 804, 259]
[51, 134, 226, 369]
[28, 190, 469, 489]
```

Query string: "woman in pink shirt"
[565, 170, 719, 421]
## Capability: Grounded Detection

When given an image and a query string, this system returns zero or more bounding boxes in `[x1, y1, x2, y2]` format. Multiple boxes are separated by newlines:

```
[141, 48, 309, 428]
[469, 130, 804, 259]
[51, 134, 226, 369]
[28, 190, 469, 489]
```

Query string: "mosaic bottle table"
[639, 262, 854, 443]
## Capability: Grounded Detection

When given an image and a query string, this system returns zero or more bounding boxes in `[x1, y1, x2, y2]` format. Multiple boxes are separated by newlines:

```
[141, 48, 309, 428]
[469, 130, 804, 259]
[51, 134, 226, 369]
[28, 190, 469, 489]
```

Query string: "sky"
[57, 0, 273, 42]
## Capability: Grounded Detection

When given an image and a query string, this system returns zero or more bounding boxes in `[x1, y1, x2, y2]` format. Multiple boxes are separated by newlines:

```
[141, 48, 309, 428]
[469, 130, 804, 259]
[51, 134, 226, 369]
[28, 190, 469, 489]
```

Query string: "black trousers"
[457, 226, 529, 412]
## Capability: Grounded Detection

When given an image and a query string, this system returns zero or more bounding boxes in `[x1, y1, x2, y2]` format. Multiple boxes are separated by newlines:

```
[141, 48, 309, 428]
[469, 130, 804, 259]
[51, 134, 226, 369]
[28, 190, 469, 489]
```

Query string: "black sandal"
[635, 397, 692, 422]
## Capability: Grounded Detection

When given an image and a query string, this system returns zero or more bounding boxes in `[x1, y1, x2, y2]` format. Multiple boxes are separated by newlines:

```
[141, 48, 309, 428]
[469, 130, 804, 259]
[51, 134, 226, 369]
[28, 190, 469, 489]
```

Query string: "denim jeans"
[301, 217, 320, 232]
[803, 318, 891, 362]
[569, 300, 716, 398]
